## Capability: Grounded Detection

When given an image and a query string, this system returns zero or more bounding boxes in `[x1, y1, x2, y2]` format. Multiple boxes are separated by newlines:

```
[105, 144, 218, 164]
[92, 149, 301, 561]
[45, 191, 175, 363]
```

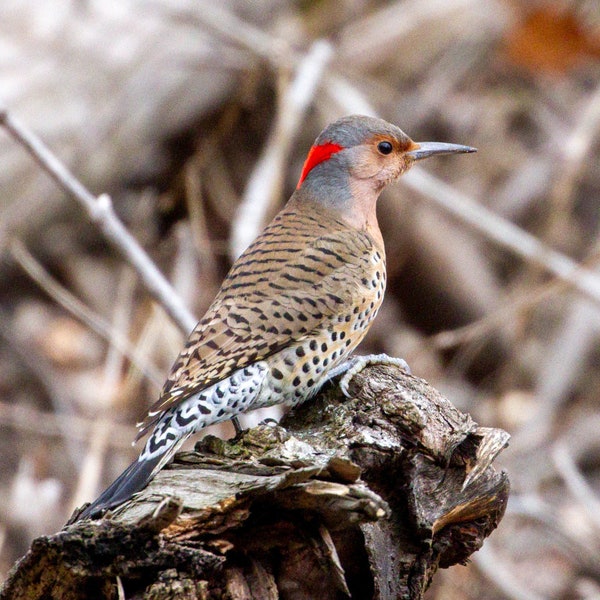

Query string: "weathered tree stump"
[1, 365, 509, 599]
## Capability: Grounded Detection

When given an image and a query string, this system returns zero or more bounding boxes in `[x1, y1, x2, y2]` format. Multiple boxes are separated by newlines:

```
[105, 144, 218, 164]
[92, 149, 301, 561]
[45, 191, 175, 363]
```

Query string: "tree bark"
[1, 365, 509, 600]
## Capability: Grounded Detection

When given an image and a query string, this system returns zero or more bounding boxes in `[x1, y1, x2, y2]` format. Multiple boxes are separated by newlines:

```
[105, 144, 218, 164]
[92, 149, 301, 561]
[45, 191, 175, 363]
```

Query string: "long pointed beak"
[406, 141, 477, 161]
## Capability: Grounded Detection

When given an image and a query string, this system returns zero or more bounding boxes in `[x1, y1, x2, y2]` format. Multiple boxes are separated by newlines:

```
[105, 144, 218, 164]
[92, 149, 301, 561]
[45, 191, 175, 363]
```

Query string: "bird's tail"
[74, 454, 162, 521]
[74, 428, 194, 522]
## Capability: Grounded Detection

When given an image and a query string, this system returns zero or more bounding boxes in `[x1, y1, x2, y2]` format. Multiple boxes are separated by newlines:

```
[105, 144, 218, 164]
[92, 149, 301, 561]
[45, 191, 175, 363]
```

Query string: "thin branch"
[506, 494, 600, 576]
[230, 39, 333, 259]
[0, 107, 197, 334]
[547, 80, 600, 237]
[553, 441, 600, 533]
[183, 162, 219, 289]
[473, 542, 546, 600]
[323, 73, 378, 117]
[167, 1, 293, 68]
[0, 308, 86, 467]
[0, 400, 132, 448]
[10, 239, 163, 388]
[71, 268, 139, 512]
[428, 271, 571, 350]
[404, 168, 600, 306]
[337, 0, 478, 67]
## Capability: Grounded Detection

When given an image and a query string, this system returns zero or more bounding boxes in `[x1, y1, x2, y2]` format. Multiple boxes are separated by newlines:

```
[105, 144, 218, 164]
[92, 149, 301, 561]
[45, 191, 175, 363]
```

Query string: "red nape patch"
[296, 142, 344, 189]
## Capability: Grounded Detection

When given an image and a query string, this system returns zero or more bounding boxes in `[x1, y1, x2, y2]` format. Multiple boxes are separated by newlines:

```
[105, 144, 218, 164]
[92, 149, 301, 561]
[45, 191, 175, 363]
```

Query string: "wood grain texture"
[2, 364, 509, 600]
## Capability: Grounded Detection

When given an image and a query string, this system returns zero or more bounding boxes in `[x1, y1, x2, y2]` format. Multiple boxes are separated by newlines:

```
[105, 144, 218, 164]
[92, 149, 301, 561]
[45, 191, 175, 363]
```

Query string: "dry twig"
[10, 239, 163, 387]
[0, 401, 132, 448]
[405, 167, 600, 306]
[230, 39, 333, 258]
[70, 269, 140, 512]
[553, 441, 600, 533]
[0, 107, 196, 334]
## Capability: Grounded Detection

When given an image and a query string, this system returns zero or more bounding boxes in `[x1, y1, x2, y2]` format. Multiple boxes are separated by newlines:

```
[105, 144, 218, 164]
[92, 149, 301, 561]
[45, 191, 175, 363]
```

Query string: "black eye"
[377, 141, 393, 155]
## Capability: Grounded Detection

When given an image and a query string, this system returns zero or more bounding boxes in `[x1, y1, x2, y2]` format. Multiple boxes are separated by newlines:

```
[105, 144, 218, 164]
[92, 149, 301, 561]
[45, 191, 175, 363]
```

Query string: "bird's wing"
[137, 207, 381, 436]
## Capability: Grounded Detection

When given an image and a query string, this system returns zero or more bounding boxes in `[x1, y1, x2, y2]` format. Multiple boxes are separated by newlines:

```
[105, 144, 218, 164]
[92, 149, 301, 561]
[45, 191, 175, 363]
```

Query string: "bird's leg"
[327, 353, 411, 398]
[231, 416, 243, 436]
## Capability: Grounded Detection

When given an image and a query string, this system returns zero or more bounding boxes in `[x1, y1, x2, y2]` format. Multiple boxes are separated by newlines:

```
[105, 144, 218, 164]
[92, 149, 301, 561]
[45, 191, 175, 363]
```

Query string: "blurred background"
[1, 0, 600, 597]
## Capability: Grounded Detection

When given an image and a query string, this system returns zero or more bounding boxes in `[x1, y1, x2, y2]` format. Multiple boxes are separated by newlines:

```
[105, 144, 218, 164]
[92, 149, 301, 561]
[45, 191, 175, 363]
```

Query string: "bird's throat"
[344, 178, 385, 249]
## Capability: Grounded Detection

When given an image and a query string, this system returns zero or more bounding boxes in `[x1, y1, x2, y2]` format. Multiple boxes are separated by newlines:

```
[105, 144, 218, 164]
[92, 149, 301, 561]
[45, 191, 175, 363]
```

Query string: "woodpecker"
[77, 115, 475, 520]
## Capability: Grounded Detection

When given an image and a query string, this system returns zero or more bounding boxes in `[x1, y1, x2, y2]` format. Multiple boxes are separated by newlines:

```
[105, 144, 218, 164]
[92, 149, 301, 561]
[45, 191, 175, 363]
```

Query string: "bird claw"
[338, 353, 411, 398]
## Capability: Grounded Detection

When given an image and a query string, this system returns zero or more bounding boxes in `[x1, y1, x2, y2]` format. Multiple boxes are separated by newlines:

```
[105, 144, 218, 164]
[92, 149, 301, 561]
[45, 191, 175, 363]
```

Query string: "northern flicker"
[77, 115, 475, 520]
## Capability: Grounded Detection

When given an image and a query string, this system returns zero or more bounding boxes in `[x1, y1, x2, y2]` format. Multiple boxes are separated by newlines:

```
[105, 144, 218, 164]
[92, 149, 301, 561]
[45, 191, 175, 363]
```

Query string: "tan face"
[345, 134, 420, 188]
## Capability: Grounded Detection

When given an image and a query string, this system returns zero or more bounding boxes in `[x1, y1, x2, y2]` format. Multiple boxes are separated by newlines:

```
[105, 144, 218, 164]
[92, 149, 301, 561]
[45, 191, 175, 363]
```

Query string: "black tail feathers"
[73, 455, 161, 522]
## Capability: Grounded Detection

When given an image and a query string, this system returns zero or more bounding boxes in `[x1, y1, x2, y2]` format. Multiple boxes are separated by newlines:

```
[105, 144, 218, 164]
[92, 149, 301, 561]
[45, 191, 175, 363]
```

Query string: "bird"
[76, 114, 475, 520]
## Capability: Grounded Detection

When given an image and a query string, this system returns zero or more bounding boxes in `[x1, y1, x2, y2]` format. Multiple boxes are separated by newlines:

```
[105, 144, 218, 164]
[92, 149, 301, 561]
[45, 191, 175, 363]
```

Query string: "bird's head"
[296, 114, 475, 199]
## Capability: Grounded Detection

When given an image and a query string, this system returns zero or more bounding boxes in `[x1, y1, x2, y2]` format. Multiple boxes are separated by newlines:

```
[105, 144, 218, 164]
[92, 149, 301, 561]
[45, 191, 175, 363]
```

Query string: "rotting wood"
[1, 365, 509, 600]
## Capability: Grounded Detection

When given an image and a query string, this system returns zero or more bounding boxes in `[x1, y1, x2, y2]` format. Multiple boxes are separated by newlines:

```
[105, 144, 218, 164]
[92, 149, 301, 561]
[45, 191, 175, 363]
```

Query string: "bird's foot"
[331, 353, 411, 398]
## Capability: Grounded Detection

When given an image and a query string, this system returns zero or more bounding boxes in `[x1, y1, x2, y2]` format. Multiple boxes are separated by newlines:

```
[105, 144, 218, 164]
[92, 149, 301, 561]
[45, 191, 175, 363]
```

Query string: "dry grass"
[1, 1, 600, 598]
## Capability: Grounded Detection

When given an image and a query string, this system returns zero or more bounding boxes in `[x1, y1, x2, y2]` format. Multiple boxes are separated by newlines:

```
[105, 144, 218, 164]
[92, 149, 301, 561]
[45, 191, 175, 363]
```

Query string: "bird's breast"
[253, 245, 387, 409]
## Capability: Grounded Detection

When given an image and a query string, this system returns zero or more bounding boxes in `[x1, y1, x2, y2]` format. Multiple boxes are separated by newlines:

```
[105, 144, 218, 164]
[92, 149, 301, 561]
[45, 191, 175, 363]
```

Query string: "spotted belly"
[256, 257, 387, 408]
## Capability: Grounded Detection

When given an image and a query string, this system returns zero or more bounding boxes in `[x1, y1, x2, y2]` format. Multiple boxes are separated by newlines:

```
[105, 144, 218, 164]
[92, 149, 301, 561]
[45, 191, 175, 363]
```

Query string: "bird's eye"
[377, 141, 393, 155]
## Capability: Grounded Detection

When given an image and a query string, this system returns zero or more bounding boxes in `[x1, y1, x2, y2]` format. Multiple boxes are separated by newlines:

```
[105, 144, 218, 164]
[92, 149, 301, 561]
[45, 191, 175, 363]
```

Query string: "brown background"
[1, 1, 600, 598]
